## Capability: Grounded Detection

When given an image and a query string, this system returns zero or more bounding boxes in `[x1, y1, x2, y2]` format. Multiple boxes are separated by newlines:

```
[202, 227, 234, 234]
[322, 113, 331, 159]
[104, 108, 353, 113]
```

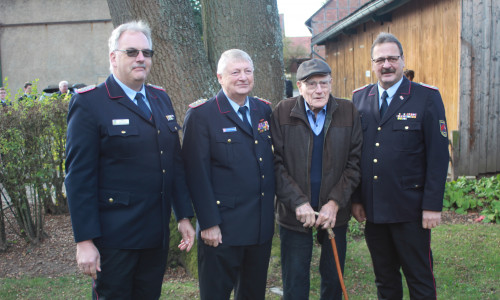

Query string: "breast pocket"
[392, 121, 423, 152]
[215, 132, 242, 163]
[104, 125, 140, 158]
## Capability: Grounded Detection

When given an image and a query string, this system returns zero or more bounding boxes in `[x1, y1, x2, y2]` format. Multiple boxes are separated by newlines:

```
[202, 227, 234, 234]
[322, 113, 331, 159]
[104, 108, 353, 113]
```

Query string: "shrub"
[0, 82, 70, 246]
[444, 175, 500, 223]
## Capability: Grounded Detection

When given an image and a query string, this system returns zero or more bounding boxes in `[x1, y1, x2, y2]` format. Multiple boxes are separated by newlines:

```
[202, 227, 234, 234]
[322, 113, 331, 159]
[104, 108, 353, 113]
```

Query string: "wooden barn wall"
[456, 0, 500, 176]
[325, 0, 460, 135]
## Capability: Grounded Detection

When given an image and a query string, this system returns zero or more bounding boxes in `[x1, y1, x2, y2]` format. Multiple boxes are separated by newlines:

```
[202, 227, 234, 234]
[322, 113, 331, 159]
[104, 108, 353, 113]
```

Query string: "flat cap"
[296, 59, 331, 81]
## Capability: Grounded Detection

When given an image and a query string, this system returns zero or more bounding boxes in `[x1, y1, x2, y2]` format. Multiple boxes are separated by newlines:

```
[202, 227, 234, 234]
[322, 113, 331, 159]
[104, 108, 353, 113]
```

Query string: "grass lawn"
[0, 223, 498, 299]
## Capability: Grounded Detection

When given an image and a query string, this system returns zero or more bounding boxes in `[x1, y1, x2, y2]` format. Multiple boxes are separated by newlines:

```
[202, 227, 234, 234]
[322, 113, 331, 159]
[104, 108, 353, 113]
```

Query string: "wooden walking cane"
[326, 227, 349, 300]
[316, 212, 349, 300]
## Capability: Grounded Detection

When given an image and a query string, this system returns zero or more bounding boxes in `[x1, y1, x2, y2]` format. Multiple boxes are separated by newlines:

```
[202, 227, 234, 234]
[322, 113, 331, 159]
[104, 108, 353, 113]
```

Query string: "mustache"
[132, 64, 146, 69]
[381, 68, 395, 74]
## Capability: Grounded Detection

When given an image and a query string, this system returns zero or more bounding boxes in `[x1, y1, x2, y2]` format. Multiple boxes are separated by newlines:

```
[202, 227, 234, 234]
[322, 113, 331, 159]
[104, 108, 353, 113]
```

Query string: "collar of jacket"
[290, 94, 339, 128]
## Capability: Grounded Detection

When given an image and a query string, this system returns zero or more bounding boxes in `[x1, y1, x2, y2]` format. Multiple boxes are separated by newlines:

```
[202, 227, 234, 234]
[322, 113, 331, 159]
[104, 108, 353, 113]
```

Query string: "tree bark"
[202, 0, 285, 104]
[107, 0, 218, 124]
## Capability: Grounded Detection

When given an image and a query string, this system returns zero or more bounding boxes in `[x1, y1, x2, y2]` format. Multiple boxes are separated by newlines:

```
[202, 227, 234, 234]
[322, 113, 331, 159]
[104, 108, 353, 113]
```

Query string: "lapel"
[145, 87, 163, 128]
[249, 98, 263, 137]
[290, 96, 310, 127]
[215, 90, 253, 137]
[367, 85, 381, 123]
[105, 75, 154, 124]
[380, 77, 411, 125]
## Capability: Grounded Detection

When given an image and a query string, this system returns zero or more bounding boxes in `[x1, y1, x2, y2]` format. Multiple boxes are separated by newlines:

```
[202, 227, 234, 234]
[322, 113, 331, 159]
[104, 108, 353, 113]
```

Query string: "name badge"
[112, 119, 130, 126]
[223, 127, 237, 133]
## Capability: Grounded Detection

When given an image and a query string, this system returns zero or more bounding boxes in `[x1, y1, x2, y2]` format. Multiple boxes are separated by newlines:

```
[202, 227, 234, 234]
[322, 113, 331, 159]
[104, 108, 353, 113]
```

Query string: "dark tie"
[380, 91, 388, 118]
[135, 93, 152, 120]
[238, 106, 252, 132]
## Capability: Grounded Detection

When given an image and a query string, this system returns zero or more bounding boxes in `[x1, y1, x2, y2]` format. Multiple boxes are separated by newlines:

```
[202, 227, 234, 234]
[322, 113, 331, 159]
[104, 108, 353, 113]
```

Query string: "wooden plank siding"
[321, 0, 500, 177]
[457, 0, 500, 175]
[325, 0, 460, 134]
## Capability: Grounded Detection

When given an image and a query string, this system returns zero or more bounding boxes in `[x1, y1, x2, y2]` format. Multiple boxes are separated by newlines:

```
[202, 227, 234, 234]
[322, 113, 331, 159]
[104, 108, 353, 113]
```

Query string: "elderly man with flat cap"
[271, 58, 362, 299]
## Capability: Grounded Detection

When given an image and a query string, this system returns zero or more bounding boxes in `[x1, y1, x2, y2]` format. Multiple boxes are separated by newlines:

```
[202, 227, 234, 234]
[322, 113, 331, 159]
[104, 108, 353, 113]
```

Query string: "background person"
[0, 87, 9, 107]
[18, 82, 36, 101]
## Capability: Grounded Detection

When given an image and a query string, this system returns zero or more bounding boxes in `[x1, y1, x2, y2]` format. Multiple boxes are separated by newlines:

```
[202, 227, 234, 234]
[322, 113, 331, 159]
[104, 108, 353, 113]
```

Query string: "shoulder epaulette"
[147, 83, 166, 92]
[418, 82, 439, 90]
[76, 85, 96, 94]
[352, 84, 369, 94]
[254, 96, 271, 105]
[189, 98, 208, 108]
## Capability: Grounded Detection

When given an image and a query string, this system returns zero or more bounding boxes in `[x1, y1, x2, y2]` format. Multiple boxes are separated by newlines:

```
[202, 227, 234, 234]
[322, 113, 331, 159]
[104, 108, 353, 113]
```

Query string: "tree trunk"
[107, 0, 218, 124]
[0, 200, 6, 251]
[202, 0, 285, 105]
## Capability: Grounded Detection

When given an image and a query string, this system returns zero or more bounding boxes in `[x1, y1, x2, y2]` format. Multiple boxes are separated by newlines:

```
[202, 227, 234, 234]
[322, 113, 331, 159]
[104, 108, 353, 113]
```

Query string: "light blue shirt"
[377, 77, 404, 109]
[224, 91, 251, 126]
[304, 100, 327, 136]
[113, 74, 152, 111]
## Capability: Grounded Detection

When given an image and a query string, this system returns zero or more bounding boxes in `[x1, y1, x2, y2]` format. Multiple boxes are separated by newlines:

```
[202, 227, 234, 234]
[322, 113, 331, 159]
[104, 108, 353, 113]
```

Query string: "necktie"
[238, 106, 252, 132]
[135, 93, 152, 120]
[380, 91, 388, 118]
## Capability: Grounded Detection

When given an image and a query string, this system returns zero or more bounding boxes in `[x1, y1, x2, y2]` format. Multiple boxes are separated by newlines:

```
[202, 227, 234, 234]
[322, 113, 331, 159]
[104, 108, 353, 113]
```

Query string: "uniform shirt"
[113, 74, 152, 111]
[225, 91, 252, 126]
[377, 77, 403, 108]
[304, 100, 327, 136]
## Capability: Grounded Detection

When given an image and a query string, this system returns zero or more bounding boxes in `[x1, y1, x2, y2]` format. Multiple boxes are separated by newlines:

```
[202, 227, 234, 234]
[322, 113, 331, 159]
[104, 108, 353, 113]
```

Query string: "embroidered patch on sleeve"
[440, 120, 448, 137]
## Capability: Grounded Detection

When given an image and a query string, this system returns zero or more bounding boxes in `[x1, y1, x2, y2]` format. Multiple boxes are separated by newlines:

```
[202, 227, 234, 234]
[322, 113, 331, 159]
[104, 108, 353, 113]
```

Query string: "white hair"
[217, 49, 254, 74]
[59, 81, 68, 88]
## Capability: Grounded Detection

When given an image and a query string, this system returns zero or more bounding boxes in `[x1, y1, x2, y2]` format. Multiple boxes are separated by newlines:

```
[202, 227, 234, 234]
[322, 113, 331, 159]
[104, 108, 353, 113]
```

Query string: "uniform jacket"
[271, 95, 362, 233]
[352, 77, 449, 223]
[65, 75, 193, 249]
[182, 90, 275, 246]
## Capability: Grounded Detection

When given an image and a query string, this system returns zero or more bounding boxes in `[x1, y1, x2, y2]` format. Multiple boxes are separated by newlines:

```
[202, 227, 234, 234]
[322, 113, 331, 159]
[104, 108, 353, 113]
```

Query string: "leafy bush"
[0, 82, 70, 247]
[444, 175, 500, 223]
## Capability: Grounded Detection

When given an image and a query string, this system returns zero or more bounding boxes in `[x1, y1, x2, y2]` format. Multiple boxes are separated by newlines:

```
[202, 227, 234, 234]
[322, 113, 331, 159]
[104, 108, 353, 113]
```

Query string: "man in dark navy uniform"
[182, 49, 275, 300]
[352, 32, 449, 299]
[65, 20, 195, 299]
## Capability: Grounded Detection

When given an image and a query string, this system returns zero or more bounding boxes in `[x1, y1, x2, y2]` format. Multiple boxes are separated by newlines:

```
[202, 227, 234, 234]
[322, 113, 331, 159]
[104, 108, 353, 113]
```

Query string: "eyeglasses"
[115, 49, 154, 58]
[372, 56, 400, 65]
[303, 79, 331, 90]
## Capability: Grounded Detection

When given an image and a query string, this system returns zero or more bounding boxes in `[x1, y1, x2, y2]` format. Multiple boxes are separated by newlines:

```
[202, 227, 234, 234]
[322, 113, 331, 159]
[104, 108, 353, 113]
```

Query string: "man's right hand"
[351, 203, 366, 222]
[201, 225, 223, 247]
[76, 240, 101, 279]
[296, 202, 316, 228]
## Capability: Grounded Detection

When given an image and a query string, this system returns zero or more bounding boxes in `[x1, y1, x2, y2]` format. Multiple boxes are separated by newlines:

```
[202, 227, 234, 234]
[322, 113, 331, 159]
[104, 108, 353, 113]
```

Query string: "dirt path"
[0, 211, 483, 279]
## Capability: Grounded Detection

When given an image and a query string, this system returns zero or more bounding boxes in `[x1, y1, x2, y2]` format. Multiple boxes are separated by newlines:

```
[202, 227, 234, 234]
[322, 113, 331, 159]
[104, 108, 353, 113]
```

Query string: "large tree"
[202, 0, 285, 102]
[107, 0, 284, 124]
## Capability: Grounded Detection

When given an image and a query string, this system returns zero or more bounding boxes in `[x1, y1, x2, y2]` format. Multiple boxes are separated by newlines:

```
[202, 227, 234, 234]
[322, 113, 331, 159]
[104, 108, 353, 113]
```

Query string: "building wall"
[309, 0, 371, 36]
[324, 0, 460, 133]
[0, 0, 113, 96]
[455, 0, 500, 176]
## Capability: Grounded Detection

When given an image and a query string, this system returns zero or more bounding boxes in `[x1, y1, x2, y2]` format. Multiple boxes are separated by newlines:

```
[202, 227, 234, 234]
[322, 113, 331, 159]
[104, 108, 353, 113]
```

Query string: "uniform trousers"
[365, 221, 437, 300]
[197, 239, 272, 300]
[92, 247, 168, 300]
[280, 224, 347, 300]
